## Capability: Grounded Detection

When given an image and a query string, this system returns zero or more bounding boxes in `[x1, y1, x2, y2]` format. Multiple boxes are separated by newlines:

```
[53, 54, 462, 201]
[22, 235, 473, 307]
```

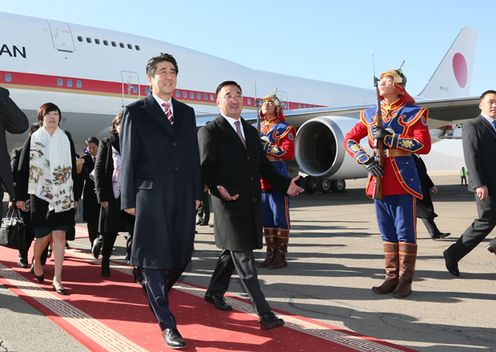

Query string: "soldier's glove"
[372, 126, 393, 141]
[362, 158, 384, 177]
[260, 136, 271, 152]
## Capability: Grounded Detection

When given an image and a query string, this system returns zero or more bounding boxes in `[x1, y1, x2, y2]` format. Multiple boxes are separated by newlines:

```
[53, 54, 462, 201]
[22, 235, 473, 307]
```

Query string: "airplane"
[0, 11, 480, 193]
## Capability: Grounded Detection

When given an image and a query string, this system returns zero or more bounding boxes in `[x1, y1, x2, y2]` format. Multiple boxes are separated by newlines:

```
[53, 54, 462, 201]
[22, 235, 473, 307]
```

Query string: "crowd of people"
[1, 53, 495, 349]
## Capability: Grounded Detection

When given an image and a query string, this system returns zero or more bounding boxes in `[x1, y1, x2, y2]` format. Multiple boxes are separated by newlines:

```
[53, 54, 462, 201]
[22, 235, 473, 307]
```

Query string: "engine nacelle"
[295, 116, 371, 179]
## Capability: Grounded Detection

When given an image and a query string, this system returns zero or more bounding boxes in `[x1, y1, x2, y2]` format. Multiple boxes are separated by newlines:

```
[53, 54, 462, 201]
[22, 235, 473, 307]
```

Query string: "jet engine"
[295, 116, 371, 192]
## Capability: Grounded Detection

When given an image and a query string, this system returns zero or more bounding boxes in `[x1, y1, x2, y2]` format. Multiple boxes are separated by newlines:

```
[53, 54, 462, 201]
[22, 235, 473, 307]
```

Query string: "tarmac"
[1, 173, 495, 351]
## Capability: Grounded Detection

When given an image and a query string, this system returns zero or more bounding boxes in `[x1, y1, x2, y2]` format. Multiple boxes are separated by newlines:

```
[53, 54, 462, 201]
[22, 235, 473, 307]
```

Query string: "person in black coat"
[15, 103, 78, 295]
[444, 90, 496, 276]
[9, 122, 48, 268]
[120, 53, 202, 349]
[93, 113, 134, 277]
[198, 81, 303, 330]
[413, 155, 450, 239]
[78, 136, 100, 247]
[0, 87, 28, 215]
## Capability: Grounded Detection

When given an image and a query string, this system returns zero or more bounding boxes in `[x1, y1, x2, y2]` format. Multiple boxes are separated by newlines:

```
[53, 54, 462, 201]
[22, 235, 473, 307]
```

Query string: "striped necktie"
[492, 119, 496, 131]
[162, 102, 174, 125]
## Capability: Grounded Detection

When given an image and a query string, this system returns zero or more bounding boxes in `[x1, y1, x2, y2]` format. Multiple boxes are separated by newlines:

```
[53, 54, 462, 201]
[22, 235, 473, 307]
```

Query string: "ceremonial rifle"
[372, 52, 384, 200]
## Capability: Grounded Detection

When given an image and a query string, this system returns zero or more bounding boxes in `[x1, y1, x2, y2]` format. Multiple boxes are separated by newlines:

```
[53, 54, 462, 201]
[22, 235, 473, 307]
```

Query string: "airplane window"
[135, 45, 141, 51]
[127, 44, 132, 49]
[175, 91, 180, 98]
[103, 40, 108, 46]
[76, 80, 82, 88]
[203, 94, 208, 100]
[57, 78, 63, 87]
[182, 91, 187, 98]
[5, 73, 12, 82]
[196, 93, 201, 100]
[95, 39, 101, 45]
[247, 98, 251, 105]
[210, 94, 214, 101]
[67, 79, 73, 88]
[145, 87, 151, 95]
[86, 37, 92, 43]
[77, 36, 83, 42]
[119, 43, 125, 48]
[189, 92, 194, 99]
[111, 41, 117, 47]
[132, 86, 138, 94]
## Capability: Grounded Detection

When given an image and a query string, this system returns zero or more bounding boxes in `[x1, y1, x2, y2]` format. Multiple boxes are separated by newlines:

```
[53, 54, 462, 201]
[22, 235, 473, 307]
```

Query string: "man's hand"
[124, 208, 136, 216]
[476, 186, 488, 200]
[100, 201, 109, 208]
[431, 186, 438, 194]
[362, 159, 384, 177]
[372, 126, 393, 141]
[216, 185, 239, 201]
[287, 176, 304, 196]
[195, 200, 201, 209]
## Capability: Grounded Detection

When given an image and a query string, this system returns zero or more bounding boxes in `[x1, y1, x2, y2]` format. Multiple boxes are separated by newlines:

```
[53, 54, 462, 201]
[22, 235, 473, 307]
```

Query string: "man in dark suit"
[0, 87, 28, 215]
[78, 136, 100, 248]
[413, 155, 450, 240]
[120, 53, 202, 349]
[198, 81, 303, 330]
[444, 90, 496, 276]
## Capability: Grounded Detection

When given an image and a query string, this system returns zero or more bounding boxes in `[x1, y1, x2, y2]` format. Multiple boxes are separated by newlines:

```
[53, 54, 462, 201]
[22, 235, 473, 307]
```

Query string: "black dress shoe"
[30, 265, 45, 283]
[18, 257, 29, 268]
[199, 221, 209, 226]
[431, 232, 451, 239]
[259, 311, 284, 330]
[163, 328, 186, 349]
[204, 293, 232, 311]
[52, 285, 69, 296]
[443, 250, 460, 276]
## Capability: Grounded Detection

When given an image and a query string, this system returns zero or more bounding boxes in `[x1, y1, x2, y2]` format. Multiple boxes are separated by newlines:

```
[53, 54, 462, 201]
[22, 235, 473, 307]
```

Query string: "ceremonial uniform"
[259, 94, 296, 269]
[344, 69, 431, 298]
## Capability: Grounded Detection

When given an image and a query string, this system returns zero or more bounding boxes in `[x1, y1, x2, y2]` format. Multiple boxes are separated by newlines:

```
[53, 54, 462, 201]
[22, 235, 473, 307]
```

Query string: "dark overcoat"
[120, 95, 202, 270]
[0, 87, 28, 200]
[198, 115, 290, 251]
[94, 133, 133, 234]
[78, 153, 99, 222]
[413, 155, 436, 219]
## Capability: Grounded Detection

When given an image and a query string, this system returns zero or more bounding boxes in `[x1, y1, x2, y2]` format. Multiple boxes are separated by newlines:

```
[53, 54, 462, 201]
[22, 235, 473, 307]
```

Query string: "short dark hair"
[215, 81, 242, 98]
[146, 53, 178, 76]
[85, 136, 99, 146]
[36, 103, 62, 124]
[480, 90, 496, 101]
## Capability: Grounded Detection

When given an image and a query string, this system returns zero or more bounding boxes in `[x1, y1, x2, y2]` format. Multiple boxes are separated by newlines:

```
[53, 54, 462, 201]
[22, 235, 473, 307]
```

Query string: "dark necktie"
[234, 120, 246, 147]
[492, 119, 496, 131]
[162, 102, 174, 125]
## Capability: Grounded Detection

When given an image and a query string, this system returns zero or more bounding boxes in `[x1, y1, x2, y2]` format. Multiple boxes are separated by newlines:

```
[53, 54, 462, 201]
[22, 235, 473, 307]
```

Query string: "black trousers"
[142, 266, 185, 331]
[101, 232, 118, 259]
[86, 215, 99, 245]
[207, 249, 270, 316]
[421, 217, 441, 238]
[446, 194, 496, 262]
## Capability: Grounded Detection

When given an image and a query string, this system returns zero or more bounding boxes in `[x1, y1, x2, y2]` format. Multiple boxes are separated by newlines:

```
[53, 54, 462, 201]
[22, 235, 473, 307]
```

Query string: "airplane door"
[47, 20, 75, 52]
[121, 71, 141, 107]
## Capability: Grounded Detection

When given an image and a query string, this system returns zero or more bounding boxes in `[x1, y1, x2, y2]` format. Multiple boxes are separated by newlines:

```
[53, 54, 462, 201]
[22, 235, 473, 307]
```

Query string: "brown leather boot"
[393, 242, 417, 298]
[372, 242, 399, 294]
[270, 229, 289, 269]
[258, 228, 277, 267]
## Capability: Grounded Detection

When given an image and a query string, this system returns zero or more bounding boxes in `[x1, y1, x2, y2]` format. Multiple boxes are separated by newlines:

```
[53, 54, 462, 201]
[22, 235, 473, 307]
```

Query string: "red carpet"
[0, 226, 415, 352]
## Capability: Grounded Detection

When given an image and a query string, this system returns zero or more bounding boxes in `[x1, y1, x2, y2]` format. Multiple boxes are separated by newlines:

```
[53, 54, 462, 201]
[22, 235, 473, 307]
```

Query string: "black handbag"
[0, 208, 26, 249]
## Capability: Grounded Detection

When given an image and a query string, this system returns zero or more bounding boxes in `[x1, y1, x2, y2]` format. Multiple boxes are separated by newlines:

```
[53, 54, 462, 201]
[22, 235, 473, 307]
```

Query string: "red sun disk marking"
[452, 52, 467, 88]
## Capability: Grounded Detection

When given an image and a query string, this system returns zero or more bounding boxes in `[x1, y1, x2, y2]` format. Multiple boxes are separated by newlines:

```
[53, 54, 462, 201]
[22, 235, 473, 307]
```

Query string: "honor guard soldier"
[344, 69, 431, 298]
[258, 93, 296, 269]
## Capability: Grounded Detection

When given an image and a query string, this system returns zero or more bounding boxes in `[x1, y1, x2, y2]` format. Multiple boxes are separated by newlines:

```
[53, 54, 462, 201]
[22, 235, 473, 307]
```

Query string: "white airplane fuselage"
[1, 11, 374, 151]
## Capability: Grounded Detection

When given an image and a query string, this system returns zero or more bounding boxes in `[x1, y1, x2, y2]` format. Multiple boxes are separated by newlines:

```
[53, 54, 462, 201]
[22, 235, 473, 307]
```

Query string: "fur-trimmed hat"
[260, 93, 285, 121]
[380, 69, 415, 104]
